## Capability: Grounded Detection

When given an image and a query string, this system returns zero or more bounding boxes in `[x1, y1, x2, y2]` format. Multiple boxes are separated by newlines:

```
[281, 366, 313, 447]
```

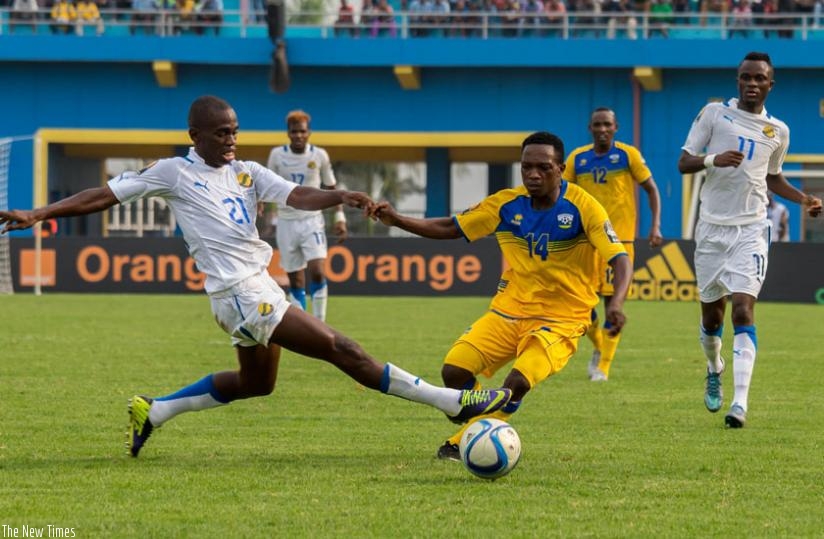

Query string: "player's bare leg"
[270, 307, 510, 422]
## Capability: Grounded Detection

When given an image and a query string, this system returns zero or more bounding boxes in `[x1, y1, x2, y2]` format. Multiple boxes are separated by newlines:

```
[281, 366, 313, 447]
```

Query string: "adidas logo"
[630, 242, 699, 301]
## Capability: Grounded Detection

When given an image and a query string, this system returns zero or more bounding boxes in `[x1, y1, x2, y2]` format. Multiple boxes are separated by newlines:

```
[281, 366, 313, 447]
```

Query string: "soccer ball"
[459, 418, 521, 480]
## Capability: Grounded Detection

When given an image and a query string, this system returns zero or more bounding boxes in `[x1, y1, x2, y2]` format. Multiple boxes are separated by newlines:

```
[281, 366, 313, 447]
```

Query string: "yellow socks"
[597, 331, 622, 378]
[587, 321, 604, 353]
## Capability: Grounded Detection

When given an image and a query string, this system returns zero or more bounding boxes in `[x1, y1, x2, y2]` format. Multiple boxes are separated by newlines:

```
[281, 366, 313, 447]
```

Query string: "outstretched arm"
[286, 186, 373, 215]
[766, 174, 822, 218]
[0, 186, 119, 234]
[373, 201, 461, 240]
[640, 177, 663, 248]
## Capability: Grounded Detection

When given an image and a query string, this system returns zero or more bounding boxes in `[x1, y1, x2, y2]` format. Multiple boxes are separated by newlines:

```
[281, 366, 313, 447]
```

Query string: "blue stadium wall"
[2, 36, 824, 239]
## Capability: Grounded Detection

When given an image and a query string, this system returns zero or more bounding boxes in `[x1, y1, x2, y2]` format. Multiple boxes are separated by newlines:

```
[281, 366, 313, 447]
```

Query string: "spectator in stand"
[75, 0, 104, 34]
[649, 0, 674, 36]
[50, 0, 77, 33]
[372, 0, 396, 36]
[794, 0, 815, 26]
[173, 0, 195, 34]
[359, 0, 376, 35]
[776, 0, 793, 36]
[729, 0, 753, 36]
[10, 0, 40, 33]
[700, 0, 728, 29]
[110, 0, 131, 20]
[570, 0, 602, 37]
[195, 0, 222, 34]
[521, 0, 545, 36]
[406, 0, 426, 36]
[603, 0, 638, 38]
[499, 0, 521, 36]
[542, 0, 567, 36]
[428, 0, 450, 36]
[334, 0, 356, 36]
[130, 0, 159, 34]
[449, 0, 472, 36]
[751, 0, 776, 35]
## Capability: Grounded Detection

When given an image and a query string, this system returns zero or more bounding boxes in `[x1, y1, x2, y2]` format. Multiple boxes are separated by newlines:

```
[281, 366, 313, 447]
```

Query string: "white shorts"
[694, 220, 770, 303]
[209, 271, 291, 347]
[276, 214, 328, 273]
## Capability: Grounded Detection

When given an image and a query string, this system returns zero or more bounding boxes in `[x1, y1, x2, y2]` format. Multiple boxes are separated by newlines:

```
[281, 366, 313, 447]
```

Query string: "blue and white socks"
[148, 374, 230, 427]
[379, 363, 462, 416]
[309, 280, 328, 322]
[732, 325, 757, 412]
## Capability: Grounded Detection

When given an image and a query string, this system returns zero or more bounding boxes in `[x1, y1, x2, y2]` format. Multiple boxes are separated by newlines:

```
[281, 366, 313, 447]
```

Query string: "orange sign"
[20, 248, 57, 287]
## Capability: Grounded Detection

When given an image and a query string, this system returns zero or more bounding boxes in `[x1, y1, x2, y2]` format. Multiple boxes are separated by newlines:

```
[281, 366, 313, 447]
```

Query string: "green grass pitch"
[1, 295, 823, 537]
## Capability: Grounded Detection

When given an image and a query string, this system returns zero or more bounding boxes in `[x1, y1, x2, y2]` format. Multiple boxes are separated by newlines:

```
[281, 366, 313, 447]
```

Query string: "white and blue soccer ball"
[459, 418, 521, 480]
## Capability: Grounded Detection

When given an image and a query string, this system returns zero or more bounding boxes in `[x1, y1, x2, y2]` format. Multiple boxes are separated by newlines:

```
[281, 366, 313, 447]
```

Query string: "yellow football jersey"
[562, 141, 652, 242]
[454, 182, 627, 324]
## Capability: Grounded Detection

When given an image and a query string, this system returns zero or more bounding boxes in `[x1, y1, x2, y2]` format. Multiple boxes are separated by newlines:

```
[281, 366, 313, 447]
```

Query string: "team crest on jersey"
[510, 213, 523, 226]
[307, 161, 317, 169]
[557, 213, 574, 229]
[258, 303, 274, 316]
[579, 158, 588, 167]
[138, 161, 158, 175]
[237, 172, 253, 188]
[609, 154, 620, 164]
[604, 220, 620, 243]
[762, 125, 776, 138]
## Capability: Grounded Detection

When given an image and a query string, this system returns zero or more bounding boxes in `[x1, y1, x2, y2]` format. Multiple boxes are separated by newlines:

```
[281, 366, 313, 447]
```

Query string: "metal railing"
[0, 7, 822, 39]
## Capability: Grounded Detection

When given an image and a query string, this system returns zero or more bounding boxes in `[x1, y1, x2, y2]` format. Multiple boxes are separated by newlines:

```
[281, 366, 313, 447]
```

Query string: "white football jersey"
[108, 147, 296, 294]
[266, 144, 336, 220]
[682, 98, 789, 226]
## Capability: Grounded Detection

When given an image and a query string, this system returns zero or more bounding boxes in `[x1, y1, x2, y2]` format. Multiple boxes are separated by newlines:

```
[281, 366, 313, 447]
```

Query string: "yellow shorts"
[444, 311, 586, 389]
[597, 242, 634, 296]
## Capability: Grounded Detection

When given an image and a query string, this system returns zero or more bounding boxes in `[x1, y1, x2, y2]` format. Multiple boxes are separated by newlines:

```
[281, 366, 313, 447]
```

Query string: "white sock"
[700, 325, 724, 373]
[148, 394, 226, 427]
[311, 287, 327, 322]
[732, 327, 757, 411]
[381, 363, 462, 416]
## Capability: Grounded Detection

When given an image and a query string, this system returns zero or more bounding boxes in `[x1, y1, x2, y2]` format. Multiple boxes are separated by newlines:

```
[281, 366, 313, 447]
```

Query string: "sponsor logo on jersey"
[630, 241, 698, 301]
[557, 213, 574, 229]
[609, 154, 620, 164]
[237, 172, 253, 188]
[579, 158, 588, 167]
[762, 125, 776, 138]
[258, 303, 274, 316]
[307, 161, 317, 169]
[604, 221, 619, 243]
[193, 179, 209, 191]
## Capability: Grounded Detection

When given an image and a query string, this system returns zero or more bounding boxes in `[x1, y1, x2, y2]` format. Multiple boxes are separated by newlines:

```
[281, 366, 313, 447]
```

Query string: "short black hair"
[741, 51, 772, 67]
[188, 95, 232, 129]
[521, 131, 565, 163]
